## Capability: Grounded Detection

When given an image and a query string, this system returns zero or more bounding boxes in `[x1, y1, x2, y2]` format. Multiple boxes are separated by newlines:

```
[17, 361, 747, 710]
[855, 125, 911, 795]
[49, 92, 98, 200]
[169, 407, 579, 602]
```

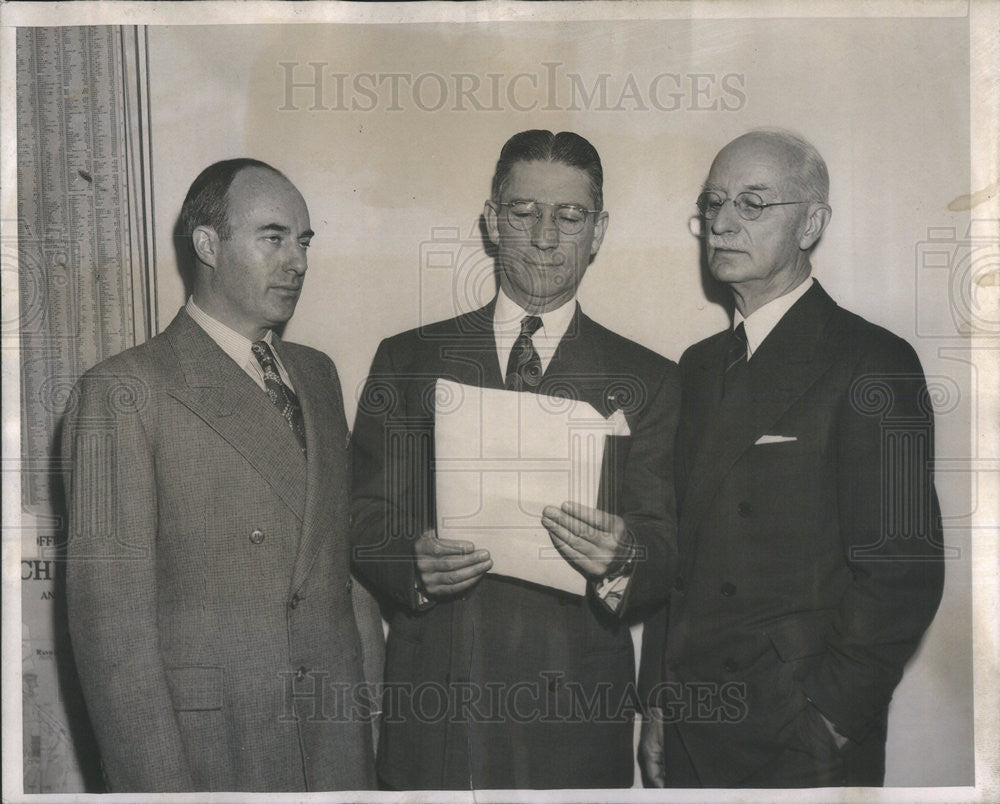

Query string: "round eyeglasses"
[696, 191, 808, 221]
[496, 200, 597, 236]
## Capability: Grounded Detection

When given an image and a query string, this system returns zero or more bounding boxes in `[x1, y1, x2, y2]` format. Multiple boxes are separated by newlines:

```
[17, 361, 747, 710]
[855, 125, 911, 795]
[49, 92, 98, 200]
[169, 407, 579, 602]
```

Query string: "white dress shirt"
[493, 288, 577, 379]
[733, 276, 814, 359]
[185, 298, 295, 392]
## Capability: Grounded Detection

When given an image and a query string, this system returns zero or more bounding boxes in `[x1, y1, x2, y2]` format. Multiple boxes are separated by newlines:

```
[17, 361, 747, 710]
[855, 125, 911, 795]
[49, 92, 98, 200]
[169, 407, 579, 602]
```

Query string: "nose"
[710, 198, 741, 237]
[529, 208, 560, 250]
[286, 242, 308, 275]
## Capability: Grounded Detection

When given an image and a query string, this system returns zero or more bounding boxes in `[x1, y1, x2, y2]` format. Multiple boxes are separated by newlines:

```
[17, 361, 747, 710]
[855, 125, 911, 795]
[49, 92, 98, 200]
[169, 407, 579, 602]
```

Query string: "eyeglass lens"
[696, 191, 767, 221]
[505, 201, 589, 235]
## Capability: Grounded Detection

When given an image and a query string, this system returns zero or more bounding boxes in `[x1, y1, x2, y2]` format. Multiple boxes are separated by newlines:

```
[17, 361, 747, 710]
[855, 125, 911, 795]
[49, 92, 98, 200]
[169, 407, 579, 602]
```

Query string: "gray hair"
[744, 128, 829, 204]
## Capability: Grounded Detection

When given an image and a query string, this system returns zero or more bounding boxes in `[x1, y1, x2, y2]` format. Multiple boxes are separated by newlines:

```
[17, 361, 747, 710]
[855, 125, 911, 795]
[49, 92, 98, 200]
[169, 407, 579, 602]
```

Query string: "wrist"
[604, 532, 637, 580]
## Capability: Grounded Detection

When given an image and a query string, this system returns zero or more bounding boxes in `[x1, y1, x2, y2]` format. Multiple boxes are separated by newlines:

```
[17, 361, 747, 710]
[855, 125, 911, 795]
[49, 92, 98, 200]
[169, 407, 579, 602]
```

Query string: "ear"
[484, 201, 500, 246]
[590, 210, 610, 256]
[799, 203, 831, 250]
[192, 225, 220, 268]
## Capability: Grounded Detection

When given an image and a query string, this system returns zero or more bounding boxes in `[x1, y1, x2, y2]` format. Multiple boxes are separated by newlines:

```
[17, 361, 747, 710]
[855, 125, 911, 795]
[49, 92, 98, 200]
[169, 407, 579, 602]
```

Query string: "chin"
[709, 256, 751, 283]
[268, 304, 298, 326]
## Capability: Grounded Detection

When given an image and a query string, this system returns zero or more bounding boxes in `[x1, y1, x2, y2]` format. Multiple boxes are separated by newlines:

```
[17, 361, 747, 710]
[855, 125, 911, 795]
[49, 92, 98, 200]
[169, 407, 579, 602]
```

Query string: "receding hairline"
[222, 166, 308, 223]
[226, 163, 297, 197]
[714, 128, 829, 204]
[179, 158, 293, 242]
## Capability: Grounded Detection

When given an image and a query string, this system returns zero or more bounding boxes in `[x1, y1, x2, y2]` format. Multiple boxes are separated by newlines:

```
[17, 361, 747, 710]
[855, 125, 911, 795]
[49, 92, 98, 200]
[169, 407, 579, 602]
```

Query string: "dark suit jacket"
[63, 310, 382, 792]
[351, 300, 680, 789]
[639, 281, 944, 786]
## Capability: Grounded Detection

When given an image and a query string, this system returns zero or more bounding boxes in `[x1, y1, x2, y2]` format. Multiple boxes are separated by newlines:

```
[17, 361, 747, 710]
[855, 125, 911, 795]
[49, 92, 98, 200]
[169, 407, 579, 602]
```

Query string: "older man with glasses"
[638, 129, 944, 789]
[351, 129, 680, 790]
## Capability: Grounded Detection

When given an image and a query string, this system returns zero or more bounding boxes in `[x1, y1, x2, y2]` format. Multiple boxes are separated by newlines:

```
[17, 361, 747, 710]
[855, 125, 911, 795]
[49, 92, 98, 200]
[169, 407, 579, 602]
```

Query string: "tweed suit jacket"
[351, 300, 680, 789]
[63, 309, 382, 792]
[639, 282, 944, 786]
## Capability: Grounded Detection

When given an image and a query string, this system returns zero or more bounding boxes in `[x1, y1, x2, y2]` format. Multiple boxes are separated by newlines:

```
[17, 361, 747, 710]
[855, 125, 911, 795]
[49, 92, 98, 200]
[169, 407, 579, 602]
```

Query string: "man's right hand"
[414, 530, 492, 598]
[638, 708, 667, 788]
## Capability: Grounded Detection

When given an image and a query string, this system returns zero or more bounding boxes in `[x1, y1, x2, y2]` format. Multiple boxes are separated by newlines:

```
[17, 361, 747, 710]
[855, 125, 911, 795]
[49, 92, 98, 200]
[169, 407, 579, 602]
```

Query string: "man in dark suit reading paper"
[351, 130, 680, 789]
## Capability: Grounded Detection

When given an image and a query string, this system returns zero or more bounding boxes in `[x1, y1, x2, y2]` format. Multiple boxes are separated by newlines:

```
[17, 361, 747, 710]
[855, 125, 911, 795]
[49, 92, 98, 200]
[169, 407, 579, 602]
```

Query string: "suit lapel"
[164, 311, 307, 520]
[536, 306, 615, 414]
[680, 333, 727, 480]
[279, 343, 345, 595]
[680, 283, 839, 563]
[438, 301, 506, 390]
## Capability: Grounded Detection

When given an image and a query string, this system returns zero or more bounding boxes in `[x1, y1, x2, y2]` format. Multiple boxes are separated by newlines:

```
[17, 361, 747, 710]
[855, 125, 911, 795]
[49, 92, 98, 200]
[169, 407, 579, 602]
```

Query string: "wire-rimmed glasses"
[696, 191, 808, 222]
[495, 200, 598, 236]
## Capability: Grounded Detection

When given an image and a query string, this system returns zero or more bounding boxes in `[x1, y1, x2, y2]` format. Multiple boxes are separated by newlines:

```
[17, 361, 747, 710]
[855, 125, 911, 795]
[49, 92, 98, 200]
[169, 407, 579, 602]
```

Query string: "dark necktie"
[505, 315, 543, 391]
[251, 340, 307, 453]
[722, 322, 748, 399]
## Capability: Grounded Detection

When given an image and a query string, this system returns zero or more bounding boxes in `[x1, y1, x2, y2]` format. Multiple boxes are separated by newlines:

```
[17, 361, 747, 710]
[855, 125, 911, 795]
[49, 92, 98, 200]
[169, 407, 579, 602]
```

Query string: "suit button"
[345, 578, 353, 593]
[723, 658, 738, 673]
[721, 582, 736, 597]
[249, 529, 265, 544]
[737, 501, 753, 517]
[673, 575, 686, 592]
[295, 666, 307, 680]
[289, 593, 300, 609]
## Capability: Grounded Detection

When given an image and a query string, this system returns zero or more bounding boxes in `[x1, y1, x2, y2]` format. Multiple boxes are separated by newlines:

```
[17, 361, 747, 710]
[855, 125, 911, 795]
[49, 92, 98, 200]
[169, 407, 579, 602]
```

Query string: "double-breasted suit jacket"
[640, 281, 944, 786]
[351, 300, 680, 789]
[63, 309, 382, 792]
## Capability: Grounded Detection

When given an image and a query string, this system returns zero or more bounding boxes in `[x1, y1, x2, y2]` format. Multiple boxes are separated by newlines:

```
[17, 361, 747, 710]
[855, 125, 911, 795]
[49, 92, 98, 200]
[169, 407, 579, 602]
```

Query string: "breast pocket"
[751, 432, 818, 458]
[749, 433, 830, 524]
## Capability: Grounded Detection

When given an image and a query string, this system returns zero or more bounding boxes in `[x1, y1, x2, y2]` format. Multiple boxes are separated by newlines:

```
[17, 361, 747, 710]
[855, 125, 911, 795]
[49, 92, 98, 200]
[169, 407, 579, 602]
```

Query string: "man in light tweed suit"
[63, 159, 383, 792]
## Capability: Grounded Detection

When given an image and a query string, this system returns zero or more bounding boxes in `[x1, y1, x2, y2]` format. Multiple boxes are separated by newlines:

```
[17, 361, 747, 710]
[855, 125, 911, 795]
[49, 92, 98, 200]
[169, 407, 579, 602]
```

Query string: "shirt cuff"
[593, 572, 632, 613]
[593, 533, 638, 613]
[413, 578, 434, 610]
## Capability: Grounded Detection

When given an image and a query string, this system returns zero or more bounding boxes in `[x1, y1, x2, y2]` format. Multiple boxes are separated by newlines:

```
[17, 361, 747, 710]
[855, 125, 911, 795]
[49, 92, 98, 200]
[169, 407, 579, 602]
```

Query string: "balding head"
[716, 129, 829, 205]
[702, 129, 832, 317]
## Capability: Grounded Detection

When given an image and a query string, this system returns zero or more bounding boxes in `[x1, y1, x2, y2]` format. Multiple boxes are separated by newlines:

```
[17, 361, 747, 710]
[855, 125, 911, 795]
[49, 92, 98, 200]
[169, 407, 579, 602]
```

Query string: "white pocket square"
[755, 434, 798, 445]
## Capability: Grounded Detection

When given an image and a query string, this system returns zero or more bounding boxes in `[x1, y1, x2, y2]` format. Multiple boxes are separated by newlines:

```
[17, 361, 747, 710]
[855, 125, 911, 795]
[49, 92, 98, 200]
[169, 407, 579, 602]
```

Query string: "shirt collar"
[733, 276, 813, 358]
[493, 288, 577, 344]
[185, 297, 274, 368]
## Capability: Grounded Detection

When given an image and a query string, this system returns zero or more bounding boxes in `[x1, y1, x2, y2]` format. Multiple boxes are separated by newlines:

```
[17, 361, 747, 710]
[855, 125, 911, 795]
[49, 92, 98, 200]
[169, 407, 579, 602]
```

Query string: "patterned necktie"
[722, 322, 748, 399]
[251, 340, 307, 453]
[505, 315, 544, 391]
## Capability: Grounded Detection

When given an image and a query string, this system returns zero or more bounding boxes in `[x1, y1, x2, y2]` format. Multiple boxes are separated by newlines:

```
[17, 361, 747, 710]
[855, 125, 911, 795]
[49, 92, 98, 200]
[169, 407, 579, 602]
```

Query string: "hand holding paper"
[434, 378, 627, 596]
[414, 530, 493, 599]
[541, 501, 630, 578]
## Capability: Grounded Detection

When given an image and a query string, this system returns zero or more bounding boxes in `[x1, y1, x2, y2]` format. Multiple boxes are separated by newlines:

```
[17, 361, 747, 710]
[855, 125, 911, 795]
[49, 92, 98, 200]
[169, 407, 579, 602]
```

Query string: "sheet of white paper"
[434, 378, 618, 596]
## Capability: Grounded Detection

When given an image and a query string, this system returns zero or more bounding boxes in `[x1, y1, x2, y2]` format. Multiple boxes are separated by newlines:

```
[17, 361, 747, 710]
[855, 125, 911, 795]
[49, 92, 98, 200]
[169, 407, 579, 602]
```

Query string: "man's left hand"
[542, 501, 631, 578]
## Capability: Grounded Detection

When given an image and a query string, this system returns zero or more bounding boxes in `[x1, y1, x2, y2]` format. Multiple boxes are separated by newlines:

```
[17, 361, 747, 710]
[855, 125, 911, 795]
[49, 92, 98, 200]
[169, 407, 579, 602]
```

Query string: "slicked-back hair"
[490, 130, 604, 211]
[178, 158, 283, 245]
